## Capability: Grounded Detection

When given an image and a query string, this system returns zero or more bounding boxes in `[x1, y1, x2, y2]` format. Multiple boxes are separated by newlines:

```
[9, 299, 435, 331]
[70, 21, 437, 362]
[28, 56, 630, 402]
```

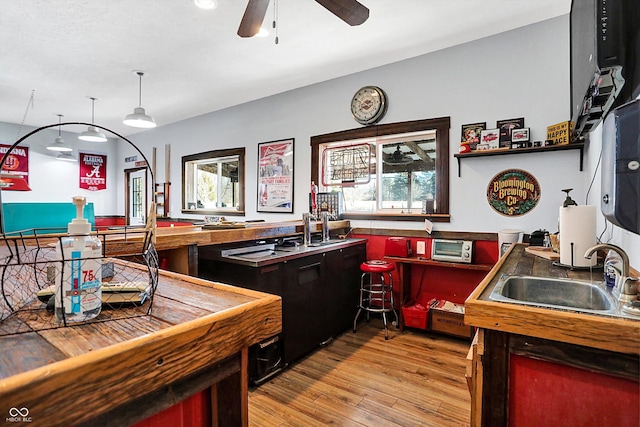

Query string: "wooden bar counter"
[465, 243, 639, 427]
[0, 270, 282, 427]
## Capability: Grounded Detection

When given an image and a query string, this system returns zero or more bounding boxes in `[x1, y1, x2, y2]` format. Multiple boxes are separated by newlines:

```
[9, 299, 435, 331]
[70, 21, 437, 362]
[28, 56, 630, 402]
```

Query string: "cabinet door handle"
[298, 262, 321, 272]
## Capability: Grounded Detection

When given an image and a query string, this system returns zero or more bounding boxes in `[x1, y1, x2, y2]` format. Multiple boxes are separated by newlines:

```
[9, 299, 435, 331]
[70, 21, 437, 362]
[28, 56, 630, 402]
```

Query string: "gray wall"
[127, 15, 577, 234]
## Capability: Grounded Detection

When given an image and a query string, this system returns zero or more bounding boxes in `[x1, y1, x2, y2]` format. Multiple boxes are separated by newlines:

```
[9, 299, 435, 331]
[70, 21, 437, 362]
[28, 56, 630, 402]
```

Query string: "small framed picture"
[479, 129, 501, 150]
[497, 117, 525, 148]
[460, 122, 486, 152]
[511, 128, 530, 143]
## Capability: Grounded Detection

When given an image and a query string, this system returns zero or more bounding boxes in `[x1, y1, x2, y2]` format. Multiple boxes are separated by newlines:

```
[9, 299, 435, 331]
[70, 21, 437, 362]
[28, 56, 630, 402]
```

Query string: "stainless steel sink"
[219, 244, 278, 262]
[489, 275, 617, 313]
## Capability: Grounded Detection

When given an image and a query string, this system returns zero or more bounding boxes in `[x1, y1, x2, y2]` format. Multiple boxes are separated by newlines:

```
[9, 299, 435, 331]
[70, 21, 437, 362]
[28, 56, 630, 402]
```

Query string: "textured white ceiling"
[0, 0, 570, 138]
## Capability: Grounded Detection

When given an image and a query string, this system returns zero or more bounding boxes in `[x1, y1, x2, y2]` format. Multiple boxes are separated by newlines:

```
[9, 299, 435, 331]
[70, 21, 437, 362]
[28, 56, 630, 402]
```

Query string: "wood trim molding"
[310, 116, 451, 221]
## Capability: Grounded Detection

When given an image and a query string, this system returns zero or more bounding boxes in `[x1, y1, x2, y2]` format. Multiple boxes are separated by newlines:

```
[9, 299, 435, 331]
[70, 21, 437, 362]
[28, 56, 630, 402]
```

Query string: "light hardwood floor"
[248, 320, 472, 427]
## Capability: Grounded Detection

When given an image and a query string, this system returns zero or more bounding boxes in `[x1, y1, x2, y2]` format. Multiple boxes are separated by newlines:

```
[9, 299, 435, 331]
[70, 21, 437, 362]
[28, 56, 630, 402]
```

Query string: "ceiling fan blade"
[315, 0, 369, 26]
[238, 0, 270, 38]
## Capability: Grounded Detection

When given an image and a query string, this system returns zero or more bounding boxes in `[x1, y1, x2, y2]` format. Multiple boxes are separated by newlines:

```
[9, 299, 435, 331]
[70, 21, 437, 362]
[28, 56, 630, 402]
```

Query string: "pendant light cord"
[16, 90, 35, 140]
[138, 72, 143, 107]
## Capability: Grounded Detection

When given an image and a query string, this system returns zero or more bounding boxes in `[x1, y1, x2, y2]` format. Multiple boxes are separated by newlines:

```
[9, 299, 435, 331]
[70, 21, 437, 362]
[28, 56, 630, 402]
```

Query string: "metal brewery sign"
[486, 169, 540, 216]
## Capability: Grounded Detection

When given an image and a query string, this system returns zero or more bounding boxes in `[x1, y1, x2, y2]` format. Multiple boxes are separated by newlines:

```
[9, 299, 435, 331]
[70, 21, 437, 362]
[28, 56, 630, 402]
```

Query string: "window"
[311, 117, 450, 221]
[182, 148, 245, 216]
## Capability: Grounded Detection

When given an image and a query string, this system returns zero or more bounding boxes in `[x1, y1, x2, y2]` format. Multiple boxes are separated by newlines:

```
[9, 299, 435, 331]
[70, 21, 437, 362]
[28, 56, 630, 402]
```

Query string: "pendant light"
[194, 0, 217, 10]
[79, 97, 107, 142]
[47, 114, 73, 152]
[56, 152, 77, 162]
[123, 71, 156, 128]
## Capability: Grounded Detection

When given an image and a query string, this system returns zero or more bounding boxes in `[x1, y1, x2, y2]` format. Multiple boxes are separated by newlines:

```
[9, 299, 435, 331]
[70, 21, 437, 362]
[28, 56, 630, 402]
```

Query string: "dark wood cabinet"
[282, 254, 326, 362]
[325, 244, 365, 338]
[198, 241, 366, 377]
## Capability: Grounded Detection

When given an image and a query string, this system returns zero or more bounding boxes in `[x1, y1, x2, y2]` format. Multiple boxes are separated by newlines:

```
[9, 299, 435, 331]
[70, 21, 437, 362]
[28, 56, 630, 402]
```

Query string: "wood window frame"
[181, 147, 246, 216]
[311, 117, 450, 222]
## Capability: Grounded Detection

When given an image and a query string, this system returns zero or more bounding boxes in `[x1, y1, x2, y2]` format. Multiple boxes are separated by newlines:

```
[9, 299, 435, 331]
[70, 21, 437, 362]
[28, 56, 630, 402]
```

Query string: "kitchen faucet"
[584, 244, 638, 302]
[302, 212, 331, 245]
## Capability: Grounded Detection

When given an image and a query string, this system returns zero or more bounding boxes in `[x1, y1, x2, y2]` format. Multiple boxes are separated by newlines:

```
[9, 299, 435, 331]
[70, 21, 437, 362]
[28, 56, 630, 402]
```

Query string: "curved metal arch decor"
[0, 122, 159, 330]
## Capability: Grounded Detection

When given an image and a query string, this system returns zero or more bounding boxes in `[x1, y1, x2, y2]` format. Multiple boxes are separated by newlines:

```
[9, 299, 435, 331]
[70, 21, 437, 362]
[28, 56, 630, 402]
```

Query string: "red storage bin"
[402, 304, 429, 330]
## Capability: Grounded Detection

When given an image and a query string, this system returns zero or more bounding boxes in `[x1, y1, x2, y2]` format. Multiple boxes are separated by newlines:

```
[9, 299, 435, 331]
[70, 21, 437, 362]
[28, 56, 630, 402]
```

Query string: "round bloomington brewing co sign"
[486, 169, 540, 216]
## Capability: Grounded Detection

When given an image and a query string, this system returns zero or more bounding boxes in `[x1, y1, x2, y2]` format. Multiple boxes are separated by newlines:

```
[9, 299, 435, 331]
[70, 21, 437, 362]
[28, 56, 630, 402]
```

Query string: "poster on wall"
[257, 138, 294, 213]
[79, 152, 107, 191]
[486, 169, 540, 216]
[0, 143, 30, 191]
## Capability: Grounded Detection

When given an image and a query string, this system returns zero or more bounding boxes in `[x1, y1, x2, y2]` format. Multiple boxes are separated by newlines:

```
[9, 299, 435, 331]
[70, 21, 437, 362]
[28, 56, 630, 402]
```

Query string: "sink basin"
[219, 244, 278, 261]
[305, 239, 344, 247]
[489, 275, 617, 313]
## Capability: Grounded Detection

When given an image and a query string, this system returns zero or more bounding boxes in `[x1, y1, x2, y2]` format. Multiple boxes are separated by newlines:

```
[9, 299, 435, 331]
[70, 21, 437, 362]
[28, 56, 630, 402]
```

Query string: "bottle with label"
[55, 196, 102, 324]
[604, 249, 622, 290]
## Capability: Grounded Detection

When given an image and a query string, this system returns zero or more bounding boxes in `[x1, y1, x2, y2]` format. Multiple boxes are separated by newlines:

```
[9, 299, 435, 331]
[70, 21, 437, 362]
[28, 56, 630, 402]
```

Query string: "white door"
[128, 169, 147, 226]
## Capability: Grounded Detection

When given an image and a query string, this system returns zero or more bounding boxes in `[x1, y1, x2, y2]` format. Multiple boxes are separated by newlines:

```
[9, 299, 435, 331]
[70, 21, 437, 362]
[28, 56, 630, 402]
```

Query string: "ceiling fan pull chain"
[273, 0, 279, 44]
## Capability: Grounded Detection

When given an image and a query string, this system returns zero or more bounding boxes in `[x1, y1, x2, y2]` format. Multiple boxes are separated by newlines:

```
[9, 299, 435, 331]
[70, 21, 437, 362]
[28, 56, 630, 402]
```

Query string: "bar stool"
[353, 260, 399, 340]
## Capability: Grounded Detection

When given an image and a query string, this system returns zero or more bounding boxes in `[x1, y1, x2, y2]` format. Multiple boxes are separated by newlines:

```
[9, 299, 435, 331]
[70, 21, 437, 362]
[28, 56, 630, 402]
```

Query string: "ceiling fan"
[383, 144, 413, 166]
[238, 0, 369, 38]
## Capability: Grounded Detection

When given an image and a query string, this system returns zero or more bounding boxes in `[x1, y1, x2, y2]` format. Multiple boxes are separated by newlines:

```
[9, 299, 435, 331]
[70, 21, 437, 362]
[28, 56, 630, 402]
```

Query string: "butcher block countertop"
[465, 243, 640, 355]
[145, 219, 352, 251]
[0, 269, 282, 426]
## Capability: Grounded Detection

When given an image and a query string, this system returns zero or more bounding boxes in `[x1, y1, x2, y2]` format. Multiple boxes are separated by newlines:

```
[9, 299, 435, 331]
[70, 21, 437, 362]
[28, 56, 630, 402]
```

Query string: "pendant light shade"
[79, 97, 107, 142]
[47, 114, 73, 152]
[194, 0, 218, 9]
[123, 71, 156, 128]
[56, 152, 77, 162]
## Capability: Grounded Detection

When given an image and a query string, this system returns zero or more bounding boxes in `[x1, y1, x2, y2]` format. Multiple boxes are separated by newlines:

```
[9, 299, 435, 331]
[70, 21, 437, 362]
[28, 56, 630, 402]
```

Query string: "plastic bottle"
[604, 249, 622, 290]
[55, 196, 102, 324]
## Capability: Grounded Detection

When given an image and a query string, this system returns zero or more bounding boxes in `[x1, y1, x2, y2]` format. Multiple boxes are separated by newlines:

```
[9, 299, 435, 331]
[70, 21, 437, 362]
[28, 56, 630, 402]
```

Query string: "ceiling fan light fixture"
[56, 152, 77, 162]
[383, 144, 413, 166]
[256, 27, 269, 37]
[123, 71, 157, 129]
[79, 97, 107, 142]
[47, 114, 73, 152]
[194, 0, 218, 10]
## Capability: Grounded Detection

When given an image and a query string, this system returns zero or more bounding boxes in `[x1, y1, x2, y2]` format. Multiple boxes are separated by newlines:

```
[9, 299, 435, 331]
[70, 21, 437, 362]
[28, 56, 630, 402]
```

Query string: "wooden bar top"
[0, 269, 282, 426]
[465, 243, 640, 355]
[103, 219, 352, 253]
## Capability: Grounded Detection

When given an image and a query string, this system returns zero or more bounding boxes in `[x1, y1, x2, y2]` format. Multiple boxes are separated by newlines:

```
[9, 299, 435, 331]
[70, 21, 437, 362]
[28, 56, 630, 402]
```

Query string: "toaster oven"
[431, 239, 473, 263]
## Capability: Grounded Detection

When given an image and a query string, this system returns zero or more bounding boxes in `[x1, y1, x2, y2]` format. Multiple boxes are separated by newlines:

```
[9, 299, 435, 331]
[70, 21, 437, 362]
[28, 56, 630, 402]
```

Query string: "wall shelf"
[155, 182, 170, 218]
[453, 142, 585, 177]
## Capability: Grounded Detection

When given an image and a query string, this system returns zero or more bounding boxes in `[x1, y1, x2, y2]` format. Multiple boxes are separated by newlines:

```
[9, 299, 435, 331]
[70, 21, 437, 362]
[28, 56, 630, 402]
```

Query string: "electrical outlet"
[416, 241, 426, 255]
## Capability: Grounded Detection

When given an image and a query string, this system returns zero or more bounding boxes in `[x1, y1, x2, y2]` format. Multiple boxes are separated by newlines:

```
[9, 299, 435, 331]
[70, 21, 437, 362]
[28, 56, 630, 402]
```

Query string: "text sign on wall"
[321, 143, 371, 186]
[79, 152, 107, 191]
[486, 169, 540, 216]
[0, 144, 30, 191]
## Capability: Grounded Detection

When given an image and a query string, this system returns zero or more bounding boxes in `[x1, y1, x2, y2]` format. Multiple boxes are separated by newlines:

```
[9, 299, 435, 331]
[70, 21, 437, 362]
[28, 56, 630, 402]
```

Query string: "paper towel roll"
[559, 205, 596, 267]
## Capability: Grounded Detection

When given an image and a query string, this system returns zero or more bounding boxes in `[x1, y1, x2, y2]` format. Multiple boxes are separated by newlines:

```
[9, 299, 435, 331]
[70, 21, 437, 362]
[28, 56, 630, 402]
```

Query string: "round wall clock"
[350, 86, 388, 125]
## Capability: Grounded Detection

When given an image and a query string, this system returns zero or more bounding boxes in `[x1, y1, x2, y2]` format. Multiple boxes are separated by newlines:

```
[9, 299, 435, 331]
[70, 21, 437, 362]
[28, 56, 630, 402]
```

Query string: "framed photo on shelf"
[511, 127, 530, 143]
[258, 138, 294, 213]
[497, 117, 525, 148]
[479, 128, 501, 150]
[460, 122, 486, 152]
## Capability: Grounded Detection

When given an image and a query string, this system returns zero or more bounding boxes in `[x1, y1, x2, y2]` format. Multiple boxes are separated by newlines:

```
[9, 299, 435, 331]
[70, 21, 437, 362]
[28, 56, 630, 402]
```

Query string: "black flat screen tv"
[570, 0, 639, 140]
